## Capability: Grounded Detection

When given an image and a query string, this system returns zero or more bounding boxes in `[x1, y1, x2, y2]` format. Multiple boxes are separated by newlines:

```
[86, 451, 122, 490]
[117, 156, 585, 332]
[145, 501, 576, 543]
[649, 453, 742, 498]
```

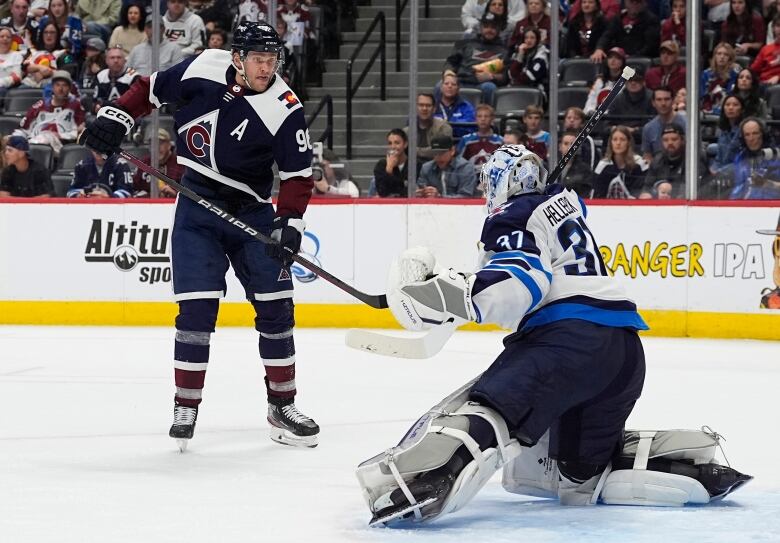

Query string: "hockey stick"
[345, 67, 637, 359]
[118, 150, 389, 309]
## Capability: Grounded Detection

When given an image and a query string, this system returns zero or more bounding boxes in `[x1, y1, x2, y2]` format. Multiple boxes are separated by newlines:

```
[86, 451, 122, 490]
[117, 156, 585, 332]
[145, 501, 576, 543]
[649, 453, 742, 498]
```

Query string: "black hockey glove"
[266, 215, 305, 267]
[78, 105, 134, 156]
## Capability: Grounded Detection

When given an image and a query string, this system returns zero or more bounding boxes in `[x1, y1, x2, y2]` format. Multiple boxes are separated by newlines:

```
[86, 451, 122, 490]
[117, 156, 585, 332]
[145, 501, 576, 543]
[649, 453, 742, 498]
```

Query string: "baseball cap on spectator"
[660, 40, 680, 55]
[6, 135, 30, 153]
[661, 124, 684, 137]
[607, 47, 626, 60]
[628, 62, 646, 79]
[158, 128, 172, 141]
[481, 12, 499, 26]
[51, 70, 72, 85]
[430, 135, 454, 152]
[86, 37, 106, 52]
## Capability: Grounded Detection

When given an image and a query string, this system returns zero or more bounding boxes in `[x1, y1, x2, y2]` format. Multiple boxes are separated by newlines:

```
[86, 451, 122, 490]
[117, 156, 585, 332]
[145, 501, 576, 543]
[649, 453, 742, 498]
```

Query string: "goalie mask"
[481, 144, 548, 215]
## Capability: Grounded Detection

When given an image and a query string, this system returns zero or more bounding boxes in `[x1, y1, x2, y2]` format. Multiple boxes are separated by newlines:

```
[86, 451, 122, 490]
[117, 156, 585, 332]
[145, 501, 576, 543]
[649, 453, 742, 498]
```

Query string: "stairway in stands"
[304, 0, 463, 193]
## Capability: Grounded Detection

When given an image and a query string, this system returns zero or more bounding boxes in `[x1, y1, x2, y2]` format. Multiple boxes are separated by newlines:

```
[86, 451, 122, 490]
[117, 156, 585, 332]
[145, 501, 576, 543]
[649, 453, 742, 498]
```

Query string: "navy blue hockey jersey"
[472, 184, 648, 333]
[116, 49, 313, 215]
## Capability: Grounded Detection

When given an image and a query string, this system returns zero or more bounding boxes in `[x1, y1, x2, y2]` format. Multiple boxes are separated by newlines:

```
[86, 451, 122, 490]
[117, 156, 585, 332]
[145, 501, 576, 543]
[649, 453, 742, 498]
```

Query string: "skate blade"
[369, 497, 438, 527]
[175, 438, 189, 453]
[269, 426, 318, 448]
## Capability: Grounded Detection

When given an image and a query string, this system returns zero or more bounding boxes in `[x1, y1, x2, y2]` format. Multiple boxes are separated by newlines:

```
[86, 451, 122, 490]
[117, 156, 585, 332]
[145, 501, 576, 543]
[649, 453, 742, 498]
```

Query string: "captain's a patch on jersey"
[278, 90, 299, 109]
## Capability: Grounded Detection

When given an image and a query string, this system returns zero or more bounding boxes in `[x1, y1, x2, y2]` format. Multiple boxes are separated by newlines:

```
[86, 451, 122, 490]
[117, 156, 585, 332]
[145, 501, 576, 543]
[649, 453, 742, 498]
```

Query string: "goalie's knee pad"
[356, 379, 522, 525]
[601, 428, 752, 507]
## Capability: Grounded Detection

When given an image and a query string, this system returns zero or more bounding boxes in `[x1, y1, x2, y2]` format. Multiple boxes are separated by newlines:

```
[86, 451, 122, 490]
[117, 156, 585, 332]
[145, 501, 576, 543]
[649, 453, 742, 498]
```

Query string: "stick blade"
[345, 323, 456, 359]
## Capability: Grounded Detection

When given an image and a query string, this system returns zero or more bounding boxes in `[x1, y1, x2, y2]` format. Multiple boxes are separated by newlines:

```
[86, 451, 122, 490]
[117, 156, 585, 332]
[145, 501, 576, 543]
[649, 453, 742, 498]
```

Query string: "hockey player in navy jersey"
[356, 144, 751, 525]
[79, 22, 320, 449]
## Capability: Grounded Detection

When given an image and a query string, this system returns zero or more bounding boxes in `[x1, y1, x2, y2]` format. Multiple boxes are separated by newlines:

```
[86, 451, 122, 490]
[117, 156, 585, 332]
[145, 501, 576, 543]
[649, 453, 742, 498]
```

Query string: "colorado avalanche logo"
[180, 110, 219, 170]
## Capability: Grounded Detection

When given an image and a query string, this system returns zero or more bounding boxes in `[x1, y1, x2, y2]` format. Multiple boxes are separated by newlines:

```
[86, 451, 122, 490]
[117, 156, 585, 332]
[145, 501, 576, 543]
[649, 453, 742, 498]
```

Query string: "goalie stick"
[118, 150, 388, 309]
[345, 66, 637, 359]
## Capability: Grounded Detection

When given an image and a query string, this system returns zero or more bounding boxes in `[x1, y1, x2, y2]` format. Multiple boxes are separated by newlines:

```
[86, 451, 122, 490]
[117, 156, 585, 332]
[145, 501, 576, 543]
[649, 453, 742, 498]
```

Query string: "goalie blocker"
[357, 381, 752, 526]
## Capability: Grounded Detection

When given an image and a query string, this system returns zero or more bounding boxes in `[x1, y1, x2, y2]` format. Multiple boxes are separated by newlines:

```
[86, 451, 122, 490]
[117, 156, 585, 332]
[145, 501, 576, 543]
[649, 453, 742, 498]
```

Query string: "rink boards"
[0, 199, 778, 340]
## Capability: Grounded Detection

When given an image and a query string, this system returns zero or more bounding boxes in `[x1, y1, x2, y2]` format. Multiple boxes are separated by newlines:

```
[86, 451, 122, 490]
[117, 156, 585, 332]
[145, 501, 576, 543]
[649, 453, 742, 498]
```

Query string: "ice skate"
[370, 469, 456, 526]
[267, 397, 319, 448]
[169, 403, 198, 452]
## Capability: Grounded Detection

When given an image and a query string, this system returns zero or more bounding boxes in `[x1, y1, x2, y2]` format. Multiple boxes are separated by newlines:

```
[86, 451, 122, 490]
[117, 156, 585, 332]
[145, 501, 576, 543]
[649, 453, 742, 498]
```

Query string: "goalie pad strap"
[633, 431, 656, 470]
[386, 455, 423, 520]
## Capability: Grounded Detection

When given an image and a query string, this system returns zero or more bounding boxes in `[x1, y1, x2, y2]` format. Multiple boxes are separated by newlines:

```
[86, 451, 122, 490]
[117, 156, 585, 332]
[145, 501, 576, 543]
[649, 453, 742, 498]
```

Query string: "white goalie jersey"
[472, 184, 648, 333]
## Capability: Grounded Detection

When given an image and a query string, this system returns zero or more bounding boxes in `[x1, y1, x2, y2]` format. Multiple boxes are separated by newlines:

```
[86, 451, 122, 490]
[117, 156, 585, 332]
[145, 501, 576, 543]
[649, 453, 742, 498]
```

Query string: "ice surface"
[1, 326, 777, 543]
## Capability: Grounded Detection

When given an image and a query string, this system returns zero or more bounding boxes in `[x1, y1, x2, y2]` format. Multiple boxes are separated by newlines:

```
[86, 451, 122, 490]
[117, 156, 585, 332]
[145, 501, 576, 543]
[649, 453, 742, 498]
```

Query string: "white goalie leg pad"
[601, 429, 722, 506]
[355, 377, 521, 522]
[501, 429, 560, 499]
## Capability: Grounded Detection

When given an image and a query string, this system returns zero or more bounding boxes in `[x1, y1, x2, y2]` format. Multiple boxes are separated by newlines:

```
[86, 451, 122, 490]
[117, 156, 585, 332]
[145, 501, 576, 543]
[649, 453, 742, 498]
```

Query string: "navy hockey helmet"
[231, 21, 284, 61]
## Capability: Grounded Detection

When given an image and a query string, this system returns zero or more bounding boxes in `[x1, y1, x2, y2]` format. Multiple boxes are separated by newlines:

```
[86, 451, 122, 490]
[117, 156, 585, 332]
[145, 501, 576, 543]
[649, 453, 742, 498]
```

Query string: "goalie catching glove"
[387, 247, 477, 331]
[78, 105, 134, 156]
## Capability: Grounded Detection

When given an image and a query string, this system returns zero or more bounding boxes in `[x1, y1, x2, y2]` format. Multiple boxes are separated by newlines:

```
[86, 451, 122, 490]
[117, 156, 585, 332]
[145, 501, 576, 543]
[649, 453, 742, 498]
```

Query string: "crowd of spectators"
[0, 0, 334, 198]
[361, 0, 780, 200]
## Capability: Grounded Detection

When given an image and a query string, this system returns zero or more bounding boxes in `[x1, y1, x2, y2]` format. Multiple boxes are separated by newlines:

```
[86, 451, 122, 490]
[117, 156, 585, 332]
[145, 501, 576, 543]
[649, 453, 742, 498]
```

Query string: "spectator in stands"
[374, 128, 418, 198]
[645, 40, 686, 95]
[766, 0, 780, 42]
[76, 0, 121, 43]
[1, 0, 36, 51]
[132, 128, 182, 198]
[235, 0, 268, 26]
[0, 26, 24, 99]
[558, 129, 596, 198]
[593, 125, 649, 198]
[68, 149, 133, 198]
[751, 15, 780, 84]
[522, 104, 549, 161]
[660, 0, 685, 43]
[36, 0, 83, 60]
[404, 92, 453, 161]
[77, 37, 106, 91]
[163, 0, 206, 57]
[502, 125, 526, 144]
[562, 106, 600, 169]
[17, 70, 83, 154]
[127, 20, 183, 76]
[311, 147, 359, 198]
[0, 135, 52, 197]
[457, 103, 503, 174]
[188, 0, 233, 34]
[640, 124, 687, 198]
[278, 0, 317, 81]
[607, 63, 654, 132]
[443, 13, 509, 107]
[434, 73, 477, 139]
[591, 0, 661, 62]
[721, 0, 766, 57]
[464, 0, 510, 42]
[207, 28, 227, 50]
[729, 117, 780, 198]
[109, 1, 146, 56]
[568, 0, 620, 21]
[641, 86, 685, 163]
[94, 46, 141, 111]
[417, 135, 478, 198]
[462, 0, 525, 38]
[734, 67, 768, 116]
[700, 42, 740, 115]
[584, 46, 626, 115]
[20, 22, 64, 89]
[710, 94, 746, 173]
[565, 0, 607, 58]
[509, 0, 550, 46]
[508, 26, 548, 91]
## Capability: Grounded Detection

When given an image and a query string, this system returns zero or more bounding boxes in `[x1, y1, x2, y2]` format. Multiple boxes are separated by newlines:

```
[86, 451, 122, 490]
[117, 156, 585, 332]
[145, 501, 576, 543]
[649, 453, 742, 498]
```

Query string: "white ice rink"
[1, 326, 778, 543]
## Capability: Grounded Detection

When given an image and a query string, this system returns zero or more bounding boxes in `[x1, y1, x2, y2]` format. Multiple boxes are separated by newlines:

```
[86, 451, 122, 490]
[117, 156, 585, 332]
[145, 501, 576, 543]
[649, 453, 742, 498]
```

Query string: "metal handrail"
[395, 0, 430, 72]
[306, 94, 334, 150]
[346, 12, 386, 159]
